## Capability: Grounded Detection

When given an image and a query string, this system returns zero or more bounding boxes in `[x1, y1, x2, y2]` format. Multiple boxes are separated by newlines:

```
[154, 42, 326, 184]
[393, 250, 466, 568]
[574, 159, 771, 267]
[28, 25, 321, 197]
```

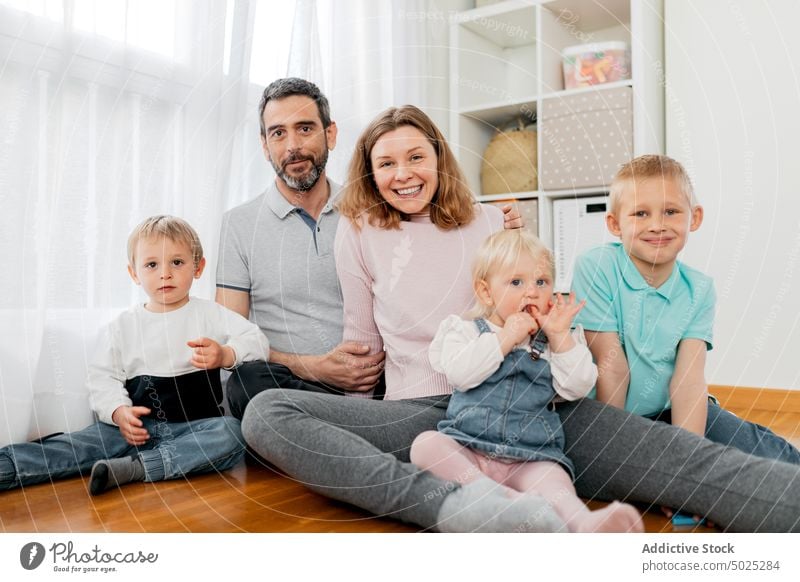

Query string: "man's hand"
[112, 405, 151, 446]
[284, 342, 385, 392]
[188, 337, 235, 369]
[501, 203, 524, 230]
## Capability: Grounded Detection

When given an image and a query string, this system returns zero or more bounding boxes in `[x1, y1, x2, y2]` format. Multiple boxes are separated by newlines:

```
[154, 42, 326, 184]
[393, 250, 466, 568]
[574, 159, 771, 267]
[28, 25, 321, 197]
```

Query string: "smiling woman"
[335, 105, 504, 401]
[338, 105, 477, 230]
[369, 125, 439, 216]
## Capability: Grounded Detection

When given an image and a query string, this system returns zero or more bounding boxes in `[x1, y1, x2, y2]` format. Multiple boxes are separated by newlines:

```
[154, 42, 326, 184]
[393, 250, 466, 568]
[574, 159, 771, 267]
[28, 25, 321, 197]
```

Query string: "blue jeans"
[651, 401, 800, 465]
[0, 416, 245, 490]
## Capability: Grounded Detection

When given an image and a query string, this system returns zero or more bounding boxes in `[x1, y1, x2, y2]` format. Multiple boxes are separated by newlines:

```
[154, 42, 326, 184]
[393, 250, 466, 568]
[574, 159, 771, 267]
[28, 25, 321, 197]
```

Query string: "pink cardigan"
[334, 204, 504, 400]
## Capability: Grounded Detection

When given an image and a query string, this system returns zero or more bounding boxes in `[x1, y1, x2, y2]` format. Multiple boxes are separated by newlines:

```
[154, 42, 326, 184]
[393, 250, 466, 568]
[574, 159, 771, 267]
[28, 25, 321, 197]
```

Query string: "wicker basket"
[481, 121, 538, 195]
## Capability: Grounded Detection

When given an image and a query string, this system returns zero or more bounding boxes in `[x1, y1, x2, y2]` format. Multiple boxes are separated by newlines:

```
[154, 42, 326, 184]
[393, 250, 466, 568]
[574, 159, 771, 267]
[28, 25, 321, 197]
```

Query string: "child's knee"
[219, 415, 242, 433]
[204, 416, 245, 452]
[200, 417, 246, 470]
[221, 415, 244, 442]
[410, 430, 441, 467]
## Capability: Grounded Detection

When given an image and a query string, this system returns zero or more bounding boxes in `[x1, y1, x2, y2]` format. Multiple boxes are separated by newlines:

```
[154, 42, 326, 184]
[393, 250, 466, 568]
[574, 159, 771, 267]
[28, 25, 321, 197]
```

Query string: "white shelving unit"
[449, 0, 664, 254]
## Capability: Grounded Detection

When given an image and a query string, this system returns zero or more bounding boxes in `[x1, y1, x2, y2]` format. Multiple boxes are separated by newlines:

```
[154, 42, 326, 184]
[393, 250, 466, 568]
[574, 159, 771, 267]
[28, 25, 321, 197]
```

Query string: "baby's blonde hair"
[468, 229, 554, 318]
[608, 154, 698, 215]
[127, 215, 204, 268]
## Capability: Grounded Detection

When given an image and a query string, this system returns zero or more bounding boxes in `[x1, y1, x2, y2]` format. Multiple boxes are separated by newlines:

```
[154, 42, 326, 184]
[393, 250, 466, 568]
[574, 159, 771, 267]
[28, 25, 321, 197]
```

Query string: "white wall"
[665, 0, 800, 390]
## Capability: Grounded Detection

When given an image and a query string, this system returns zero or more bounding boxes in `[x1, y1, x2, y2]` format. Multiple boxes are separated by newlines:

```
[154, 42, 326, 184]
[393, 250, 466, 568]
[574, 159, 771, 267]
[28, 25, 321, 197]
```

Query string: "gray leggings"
[241, 391, 800, 532]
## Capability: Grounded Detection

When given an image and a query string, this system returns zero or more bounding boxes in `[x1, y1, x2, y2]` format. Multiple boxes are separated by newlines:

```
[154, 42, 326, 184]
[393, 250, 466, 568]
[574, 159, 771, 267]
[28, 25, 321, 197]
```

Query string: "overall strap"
[529, 329, 549, 360]
[473, 318, 492, 334]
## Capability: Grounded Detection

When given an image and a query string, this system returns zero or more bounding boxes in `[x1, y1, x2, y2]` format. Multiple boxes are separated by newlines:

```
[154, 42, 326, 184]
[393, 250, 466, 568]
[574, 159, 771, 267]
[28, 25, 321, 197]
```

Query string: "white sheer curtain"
[0, 0, 266, 445]
[0, 0, 452, 446]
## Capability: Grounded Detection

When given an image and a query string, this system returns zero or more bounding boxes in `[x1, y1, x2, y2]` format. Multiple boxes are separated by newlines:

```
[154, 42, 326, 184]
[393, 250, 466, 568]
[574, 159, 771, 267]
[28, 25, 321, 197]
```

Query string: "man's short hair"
[258, 78, 331, 137]
[127, 215, 204, 268]
[609, 154, 697, 215]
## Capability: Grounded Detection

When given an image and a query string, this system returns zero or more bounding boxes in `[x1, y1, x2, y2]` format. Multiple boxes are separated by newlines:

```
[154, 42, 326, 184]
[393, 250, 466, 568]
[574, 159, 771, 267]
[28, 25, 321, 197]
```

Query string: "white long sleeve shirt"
[87, 297, 270, 424]
[429, 315, 597, 401]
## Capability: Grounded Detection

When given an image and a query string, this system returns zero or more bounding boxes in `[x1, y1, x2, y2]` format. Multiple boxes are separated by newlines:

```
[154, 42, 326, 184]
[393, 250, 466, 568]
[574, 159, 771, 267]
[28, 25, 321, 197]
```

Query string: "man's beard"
[273, 148, 328, 192]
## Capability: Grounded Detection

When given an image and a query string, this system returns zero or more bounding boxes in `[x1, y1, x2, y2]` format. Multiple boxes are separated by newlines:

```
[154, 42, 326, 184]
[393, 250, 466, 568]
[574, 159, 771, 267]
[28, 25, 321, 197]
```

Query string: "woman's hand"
[500, 203, 524, 230]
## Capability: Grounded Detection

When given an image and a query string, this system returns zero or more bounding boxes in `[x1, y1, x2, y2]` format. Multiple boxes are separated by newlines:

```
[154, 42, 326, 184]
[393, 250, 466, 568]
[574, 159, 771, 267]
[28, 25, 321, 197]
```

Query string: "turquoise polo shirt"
[571, 243, 715, 416]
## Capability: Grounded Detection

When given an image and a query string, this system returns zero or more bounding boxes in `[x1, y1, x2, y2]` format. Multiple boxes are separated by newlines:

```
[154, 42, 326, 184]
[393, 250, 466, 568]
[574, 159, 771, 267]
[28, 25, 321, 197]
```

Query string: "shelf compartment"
[455, 110, 537, 198]
[539, 0, 632, 93]
[454, 1, 538, 49]
[458, 97, 537, 126]
[452, 2, 538, 111]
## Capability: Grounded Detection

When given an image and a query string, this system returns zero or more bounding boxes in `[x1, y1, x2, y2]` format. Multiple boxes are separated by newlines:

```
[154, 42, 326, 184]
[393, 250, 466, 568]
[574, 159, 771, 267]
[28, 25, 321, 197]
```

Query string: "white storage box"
[553, 195, 613, 293]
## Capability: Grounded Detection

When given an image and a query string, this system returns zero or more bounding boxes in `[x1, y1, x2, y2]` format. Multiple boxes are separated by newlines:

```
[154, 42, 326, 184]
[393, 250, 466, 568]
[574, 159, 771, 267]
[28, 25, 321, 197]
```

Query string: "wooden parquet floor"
[2, 387, 798, 533]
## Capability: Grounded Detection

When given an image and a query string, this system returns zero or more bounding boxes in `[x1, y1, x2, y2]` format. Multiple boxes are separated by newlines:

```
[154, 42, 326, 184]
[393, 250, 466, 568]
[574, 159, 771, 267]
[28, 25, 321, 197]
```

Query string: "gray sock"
[436, 478, 566, 533]
[89, 456, 145, 495]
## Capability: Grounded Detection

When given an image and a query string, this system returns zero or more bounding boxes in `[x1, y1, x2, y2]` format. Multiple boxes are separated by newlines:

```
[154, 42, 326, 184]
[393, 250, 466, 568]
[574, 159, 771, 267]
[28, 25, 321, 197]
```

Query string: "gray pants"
[242, 391, 800, 532]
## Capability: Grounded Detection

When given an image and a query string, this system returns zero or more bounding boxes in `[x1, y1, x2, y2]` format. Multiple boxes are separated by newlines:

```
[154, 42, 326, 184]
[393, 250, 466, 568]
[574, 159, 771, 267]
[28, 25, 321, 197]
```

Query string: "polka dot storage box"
[539, 86, 632, 190]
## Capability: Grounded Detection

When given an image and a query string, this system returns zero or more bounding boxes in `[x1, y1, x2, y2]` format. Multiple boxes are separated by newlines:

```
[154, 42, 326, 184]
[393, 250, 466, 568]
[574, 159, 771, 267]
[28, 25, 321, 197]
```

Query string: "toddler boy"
[0, 215, 270, 495]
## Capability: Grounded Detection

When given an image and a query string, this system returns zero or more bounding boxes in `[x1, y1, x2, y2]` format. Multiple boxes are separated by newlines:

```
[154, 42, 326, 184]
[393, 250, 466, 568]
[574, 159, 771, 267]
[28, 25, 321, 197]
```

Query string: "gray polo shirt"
[216, 180, 343, 355]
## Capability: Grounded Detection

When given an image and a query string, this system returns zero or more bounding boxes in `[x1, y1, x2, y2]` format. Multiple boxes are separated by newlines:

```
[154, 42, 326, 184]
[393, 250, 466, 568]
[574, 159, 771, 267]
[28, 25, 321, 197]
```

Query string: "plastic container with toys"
[562, 41, 631, 90]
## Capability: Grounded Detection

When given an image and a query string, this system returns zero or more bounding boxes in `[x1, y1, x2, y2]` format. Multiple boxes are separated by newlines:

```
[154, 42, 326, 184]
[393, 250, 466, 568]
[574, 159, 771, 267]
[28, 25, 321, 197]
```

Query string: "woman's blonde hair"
[127, 215, 204, 267]
[338, 105, 476, 230]
[467, 229, 554, 318]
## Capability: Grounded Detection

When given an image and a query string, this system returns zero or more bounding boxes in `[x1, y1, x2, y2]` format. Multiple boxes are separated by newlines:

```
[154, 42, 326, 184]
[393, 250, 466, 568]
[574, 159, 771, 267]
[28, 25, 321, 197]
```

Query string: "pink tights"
[411, 430, 643, 533]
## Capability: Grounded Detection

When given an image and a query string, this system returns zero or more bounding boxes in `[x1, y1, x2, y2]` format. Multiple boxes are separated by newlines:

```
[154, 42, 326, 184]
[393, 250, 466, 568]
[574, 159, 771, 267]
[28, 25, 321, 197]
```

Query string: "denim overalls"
[437, 318, 574, 479]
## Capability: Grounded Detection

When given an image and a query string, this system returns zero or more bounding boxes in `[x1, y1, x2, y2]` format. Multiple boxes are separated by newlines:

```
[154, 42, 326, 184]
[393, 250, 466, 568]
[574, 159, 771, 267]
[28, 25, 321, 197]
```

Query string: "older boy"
[572, 155, 800, 463]
[0, 216, 269, 495]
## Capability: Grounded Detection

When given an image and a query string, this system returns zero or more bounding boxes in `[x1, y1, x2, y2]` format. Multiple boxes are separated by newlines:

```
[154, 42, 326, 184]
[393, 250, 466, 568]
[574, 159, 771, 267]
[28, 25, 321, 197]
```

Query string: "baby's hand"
[112, 405, 151, 446]
[531, 292, 586, 353]
[497, 311, 538, 355]
[187, 337, 235, 369]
